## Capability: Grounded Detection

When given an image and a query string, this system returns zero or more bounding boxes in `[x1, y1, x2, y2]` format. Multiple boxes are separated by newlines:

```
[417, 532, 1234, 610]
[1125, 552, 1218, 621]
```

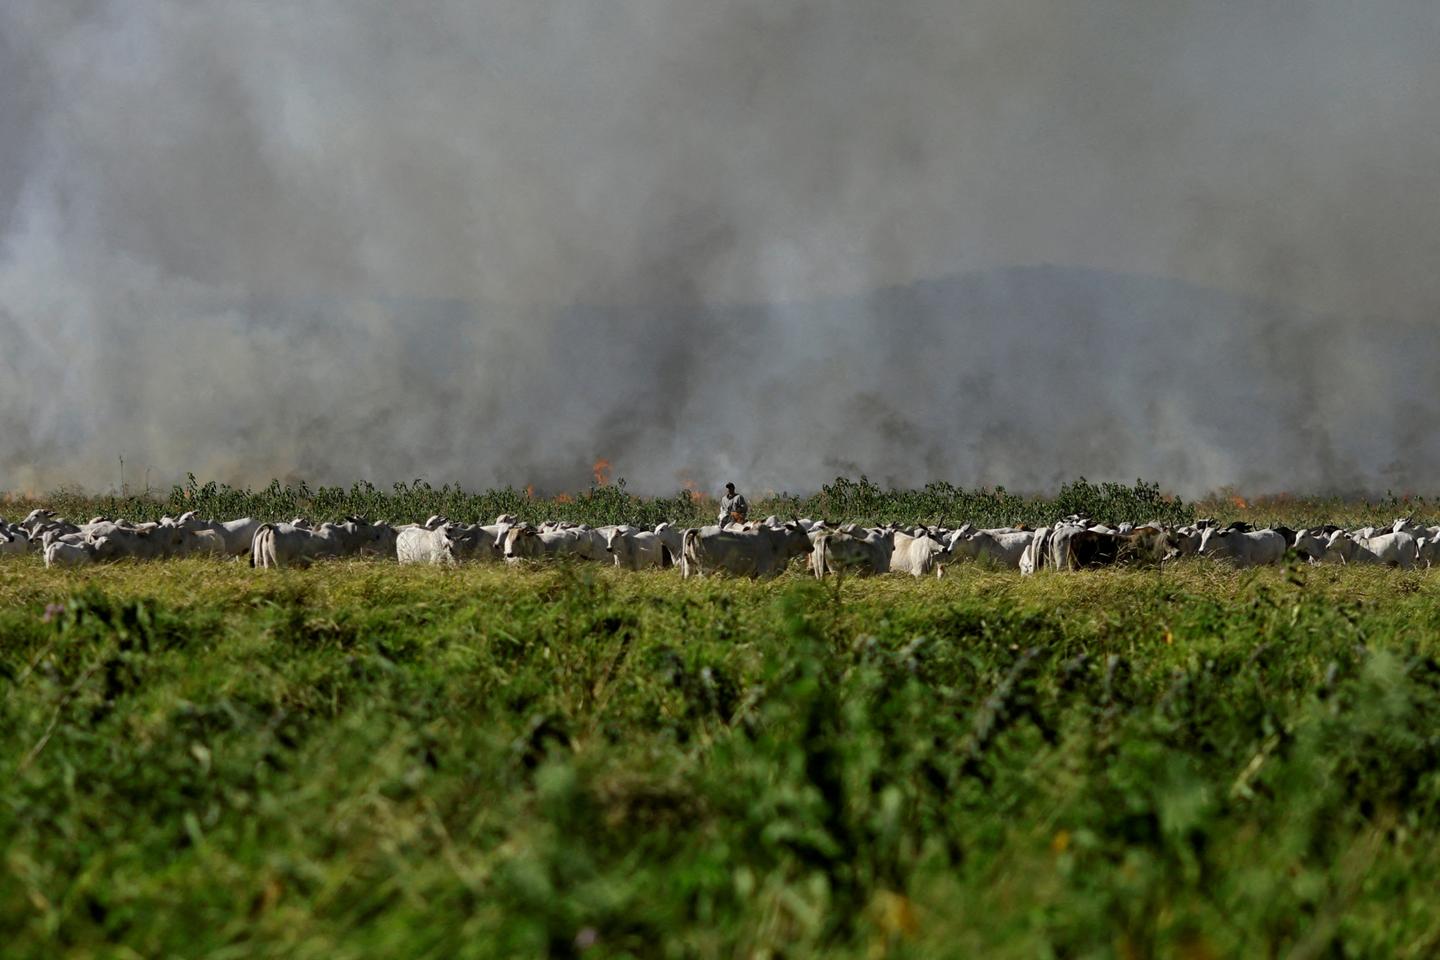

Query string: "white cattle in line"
[596, 524, 642, 543]
[652, 523, 684, 565]
[396, 525, 458, 565]
[337, 518, 398, 557]
[0, 527, 30, 556]
[890, 531, 947, 577]
[252, 523, 312, 568]
[164, 513, 263, 557]
[1325, 530, 1418, 568]
[44, 537, 117, 568]
[1163, 527, 1204, 560]
[1198, 528, 1287, 567]
[809, 530, 890, 578]
[251, 521, 382, 568]
[1392, 518, 1425, 538]
[456, 521, 514, 562]
[1290, 528, 1329, 564]
[193, 516, 263, 557]
[29, 519, 82, 542]
[101, 524, 189, 560]
[502, 524, 607, 562]
[1317, 530, 1355, 565]
[211, 517, 262, 556]
[1019, 527, 1053, 575]
[176, 529, 228, 557]
[605, 528, 671, 570]
[682, 524, 812, 579]
[252, 522, 336, 568]
[946, 528, 1035, 569]
[41, 529, 85, 550]
[21, 509, 63, 536]
[1045, 523, 1094, 571]
[80, 518, 126, 540]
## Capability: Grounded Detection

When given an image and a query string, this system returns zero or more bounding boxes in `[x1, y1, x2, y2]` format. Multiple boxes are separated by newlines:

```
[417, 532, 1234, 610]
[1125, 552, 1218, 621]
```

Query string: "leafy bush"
[9, 474, 1194, 528]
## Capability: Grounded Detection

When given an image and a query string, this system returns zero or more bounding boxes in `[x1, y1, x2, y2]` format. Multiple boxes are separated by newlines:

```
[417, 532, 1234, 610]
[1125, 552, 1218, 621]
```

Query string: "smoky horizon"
[3, 2, 1440, 497]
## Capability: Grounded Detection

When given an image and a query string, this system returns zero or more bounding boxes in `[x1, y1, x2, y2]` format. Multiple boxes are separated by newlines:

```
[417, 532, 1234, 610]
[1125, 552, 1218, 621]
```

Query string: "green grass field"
[5, 556, 1440, 957]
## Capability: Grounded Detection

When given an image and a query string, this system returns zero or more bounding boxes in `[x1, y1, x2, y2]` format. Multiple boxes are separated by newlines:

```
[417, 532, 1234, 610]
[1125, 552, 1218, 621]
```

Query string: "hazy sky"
[3, 1, 1439, 495]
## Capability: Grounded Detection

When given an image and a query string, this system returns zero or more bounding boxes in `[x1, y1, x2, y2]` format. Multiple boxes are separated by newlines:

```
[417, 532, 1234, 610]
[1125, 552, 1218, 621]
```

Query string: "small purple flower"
[573, 927, 598, 951]
[41, 603, 65, 624]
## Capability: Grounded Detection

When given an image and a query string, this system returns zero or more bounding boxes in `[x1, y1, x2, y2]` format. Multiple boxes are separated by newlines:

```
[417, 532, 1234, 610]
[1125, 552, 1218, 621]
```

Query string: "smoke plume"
[3, 1, 1440, 496]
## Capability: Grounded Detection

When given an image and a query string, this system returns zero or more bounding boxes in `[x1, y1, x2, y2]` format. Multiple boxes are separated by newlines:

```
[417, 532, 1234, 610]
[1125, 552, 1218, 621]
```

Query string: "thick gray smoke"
[3, 1, 1440, 496]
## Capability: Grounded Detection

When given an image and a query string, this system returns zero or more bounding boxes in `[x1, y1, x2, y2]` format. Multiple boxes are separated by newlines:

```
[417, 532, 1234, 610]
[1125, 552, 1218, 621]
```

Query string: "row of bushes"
[9, 474, 1194, 528]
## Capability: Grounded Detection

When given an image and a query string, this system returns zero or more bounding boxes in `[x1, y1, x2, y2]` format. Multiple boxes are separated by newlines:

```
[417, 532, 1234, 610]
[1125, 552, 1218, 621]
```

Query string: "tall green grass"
[8, 475, 1195, 529]
[12, 473, 1436, 530]
[3, 559, 1440, 956]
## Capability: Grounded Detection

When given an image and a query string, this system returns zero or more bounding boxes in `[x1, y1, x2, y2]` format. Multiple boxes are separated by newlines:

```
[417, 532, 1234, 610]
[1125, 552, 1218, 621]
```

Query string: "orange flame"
[555, 492, 574, 504]
[524, 484, 534, 500]
[678, 474, 703, 503]
[592, 458, 612, 486]
[1230, 495, 1248, 509]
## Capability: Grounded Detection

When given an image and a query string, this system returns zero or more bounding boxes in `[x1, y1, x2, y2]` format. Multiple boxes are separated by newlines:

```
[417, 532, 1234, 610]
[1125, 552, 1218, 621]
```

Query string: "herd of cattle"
[3, 508, 1440, 577]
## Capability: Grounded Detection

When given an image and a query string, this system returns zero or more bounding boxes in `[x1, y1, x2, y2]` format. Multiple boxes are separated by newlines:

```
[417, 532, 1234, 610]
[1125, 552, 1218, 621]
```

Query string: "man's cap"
[725, 482, 735, 491]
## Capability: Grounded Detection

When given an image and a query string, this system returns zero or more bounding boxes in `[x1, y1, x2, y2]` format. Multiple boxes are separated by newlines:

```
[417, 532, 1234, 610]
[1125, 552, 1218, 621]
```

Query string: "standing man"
[718, 482, 749, 529]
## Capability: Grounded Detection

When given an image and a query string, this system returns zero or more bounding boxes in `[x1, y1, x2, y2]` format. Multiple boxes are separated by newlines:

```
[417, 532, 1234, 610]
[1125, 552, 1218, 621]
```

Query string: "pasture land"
[4, 557, 1440, 957]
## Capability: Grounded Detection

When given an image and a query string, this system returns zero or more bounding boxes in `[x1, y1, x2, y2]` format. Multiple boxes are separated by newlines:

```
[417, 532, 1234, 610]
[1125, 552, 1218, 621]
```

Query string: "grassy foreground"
[4, 559, 1440, 957]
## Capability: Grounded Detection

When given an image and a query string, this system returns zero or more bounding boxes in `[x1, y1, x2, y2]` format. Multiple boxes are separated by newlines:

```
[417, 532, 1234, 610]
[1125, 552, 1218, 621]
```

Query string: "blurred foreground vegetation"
[4, 558, 1440, 956]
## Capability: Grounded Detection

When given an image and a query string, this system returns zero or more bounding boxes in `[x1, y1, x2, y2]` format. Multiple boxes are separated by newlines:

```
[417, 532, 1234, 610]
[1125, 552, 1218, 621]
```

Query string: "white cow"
[1162, 526, 1204, 560]
[1198, 528, 1287, 567]
[176, 529, 228, 557]
[1045, 523, 1094, 571]
[453, 521, 514, 562]
[101, 525, 190, 560]
[1019, 527, 1053, 575]
[947, 528, 1035, 569]
[1290, 528, 1329, 564]
[809, 531, 890, 578]
[652, 523, 684, 565]
[44, 537, 118, 568]
[167, 514, 262, 557]
[682, 524, 813, 578]
[252, 522, 356, 568]
[28, 518, 81, 542]
[1325, 530, 1418, 568]
[0, 526, 30, 556]
[396, 525, 458, 565]
[889, 531, 947, 577]
[502, 524, 608, 562]
[605, 528, 671, 570]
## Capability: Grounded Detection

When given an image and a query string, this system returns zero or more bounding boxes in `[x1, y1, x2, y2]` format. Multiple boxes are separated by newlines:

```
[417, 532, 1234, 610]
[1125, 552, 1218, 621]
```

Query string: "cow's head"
[503, 525, 537, 560]
[92, 536, 119, 561]
[433, 529, 458, 565]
